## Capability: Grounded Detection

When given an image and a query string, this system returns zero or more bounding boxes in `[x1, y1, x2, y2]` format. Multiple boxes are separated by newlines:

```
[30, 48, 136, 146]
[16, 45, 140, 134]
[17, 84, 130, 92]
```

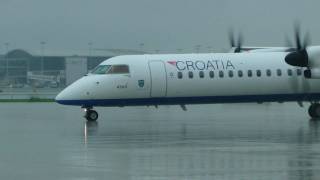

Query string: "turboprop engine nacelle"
[304, 46, 320, 79]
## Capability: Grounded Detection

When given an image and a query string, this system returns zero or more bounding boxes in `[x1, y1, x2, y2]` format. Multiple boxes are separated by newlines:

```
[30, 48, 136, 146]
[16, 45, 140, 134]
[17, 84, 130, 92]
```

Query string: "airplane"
[55, 28, 320, 121]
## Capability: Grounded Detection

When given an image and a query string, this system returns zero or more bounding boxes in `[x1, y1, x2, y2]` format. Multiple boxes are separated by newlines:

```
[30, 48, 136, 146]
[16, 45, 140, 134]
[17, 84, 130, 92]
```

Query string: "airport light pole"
[88, 42, 93, 57]
[4, 42, 9, 80]
[139, 43, 144, 54]
[40, 41, 46, 75]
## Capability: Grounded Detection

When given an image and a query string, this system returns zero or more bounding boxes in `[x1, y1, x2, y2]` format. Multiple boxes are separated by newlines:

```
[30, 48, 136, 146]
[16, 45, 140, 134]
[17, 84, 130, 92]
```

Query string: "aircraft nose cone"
[55, 76, 94, 106]
[55, 90, 67, 104]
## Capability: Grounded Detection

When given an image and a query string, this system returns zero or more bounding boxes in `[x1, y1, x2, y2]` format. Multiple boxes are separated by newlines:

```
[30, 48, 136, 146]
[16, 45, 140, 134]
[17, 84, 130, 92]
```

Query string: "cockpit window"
[92, 65, 111, 74]
[91, 64, 130, 74]
[107, 65, 130, 74]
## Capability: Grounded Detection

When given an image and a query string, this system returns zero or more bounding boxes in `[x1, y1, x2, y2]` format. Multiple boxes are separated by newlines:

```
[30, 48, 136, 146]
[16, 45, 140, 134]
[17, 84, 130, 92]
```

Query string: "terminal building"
[0, 48, 147, 99]
[0, 49, 118, 88]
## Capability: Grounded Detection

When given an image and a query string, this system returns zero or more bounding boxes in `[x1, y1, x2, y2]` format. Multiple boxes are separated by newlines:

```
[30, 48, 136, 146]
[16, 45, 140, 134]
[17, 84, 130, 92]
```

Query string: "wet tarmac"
[0, 102, 320, 180]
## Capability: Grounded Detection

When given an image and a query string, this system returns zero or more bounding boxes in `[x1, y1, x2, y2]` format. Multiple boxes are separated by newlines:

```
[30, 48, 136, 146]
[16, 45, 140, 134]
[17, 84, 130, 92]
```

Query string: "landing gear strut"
[84, 108, 98, 121]
[308, 103, 320, 118]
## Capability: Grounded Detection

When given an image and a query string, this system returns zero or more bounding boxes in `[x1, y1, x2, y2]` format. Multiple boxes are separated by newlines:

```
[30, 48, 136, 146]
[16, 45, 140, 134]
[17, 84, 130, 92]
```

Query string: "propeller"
[285, 24, 312, 105]
[284, 24, 311, 67]
[228, 29, 243, 53]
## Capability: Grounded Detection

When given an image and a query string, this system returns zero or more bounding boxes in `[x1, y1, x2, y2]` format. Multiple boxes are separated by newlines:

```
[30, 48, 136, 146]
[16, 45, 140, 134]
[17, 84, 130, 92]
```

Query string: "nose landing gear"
[84, 108, 98, 121]
[308, 103, 320, 118]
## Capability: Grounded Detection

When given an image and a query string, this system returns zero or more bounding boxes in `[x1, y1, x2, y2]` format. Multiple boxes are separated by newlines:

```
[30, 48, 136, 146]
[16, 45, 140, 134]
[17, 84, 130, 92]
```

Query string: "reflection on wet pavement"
[0, 103, 320, 179]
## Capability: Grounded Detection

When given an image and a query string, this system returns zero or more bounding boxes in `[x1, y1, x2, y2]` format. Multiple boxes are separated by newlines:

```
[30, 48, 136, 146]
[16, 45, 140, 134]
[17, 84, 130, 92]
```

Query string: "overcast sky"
[0, 0, 319, 54]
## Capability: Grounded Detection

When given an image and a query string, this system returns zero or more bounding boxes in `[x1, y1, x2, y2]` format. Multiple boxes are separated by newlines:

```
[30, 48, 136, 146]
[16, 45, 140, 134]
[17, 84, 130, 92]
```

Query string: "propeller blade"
[294, 24, 302, 50]
[237, 33, 243, 49]
[228, 29, 235, 47]
[228, 28, 243, 53]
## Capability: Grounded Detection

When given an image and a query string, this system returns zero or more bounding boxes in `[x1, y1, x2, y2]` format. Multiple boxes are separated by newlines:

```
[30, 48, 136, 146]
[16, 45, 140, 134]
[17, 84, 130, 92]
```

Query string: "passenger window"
[92, 65, 111, 74]
[199, 71, 204, 78]
[266, 69, 271, 77]
[277, 69, 282, 76]
[228, 70, 234, 77]
[209, 71, 214, 78]
[178, 72, 183, 79]
[287, 69, 293, 76]
[219, 71, 224, 78]
[188, 71, 193, 79]
[256, 70, 261, 77]
[107, 65, 130, 74]
[238, 70, 243, 77]
[297, 69, 302, 76]
[248, 70, 252, 77]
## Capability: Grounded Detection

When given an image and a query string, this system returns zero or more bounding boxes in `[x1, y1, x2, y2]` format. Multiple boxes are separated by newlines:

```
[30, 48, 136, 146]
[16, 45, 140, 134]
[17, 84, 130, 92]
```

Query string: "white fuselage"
[55, 52, 320, 107]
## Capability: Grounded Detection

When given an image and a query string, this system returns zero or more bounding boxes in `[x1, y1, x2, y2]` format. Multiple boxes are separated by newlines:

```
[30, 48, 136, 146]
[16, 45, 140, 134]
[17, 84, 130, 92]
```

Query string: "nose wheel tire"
[85, 110, 98, 121]
[308, 104, 320, 118]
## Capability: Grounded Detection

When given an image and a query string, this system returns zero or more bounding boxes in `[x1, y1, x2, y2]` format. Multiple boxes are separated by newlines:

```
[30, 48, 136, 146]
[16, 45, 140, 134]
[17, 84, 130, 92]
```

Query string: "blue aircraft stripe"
[56, 93, 320, 107]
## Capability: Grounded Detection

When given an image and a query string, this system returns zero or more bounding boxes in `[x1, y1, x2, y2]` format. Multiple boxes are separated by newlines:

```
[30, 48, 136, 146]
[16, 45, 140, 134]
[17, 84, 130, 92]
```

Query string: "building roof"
[6, 49, 33, 58]
[4, 48, 148, 58]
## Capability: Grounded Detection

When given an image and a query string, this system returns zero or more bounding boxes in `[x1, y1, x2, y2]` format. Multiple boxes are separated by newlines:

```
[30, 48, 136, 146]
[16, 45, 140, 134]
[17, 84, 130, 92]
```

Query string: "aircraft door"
[148, 61, 167, 97]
